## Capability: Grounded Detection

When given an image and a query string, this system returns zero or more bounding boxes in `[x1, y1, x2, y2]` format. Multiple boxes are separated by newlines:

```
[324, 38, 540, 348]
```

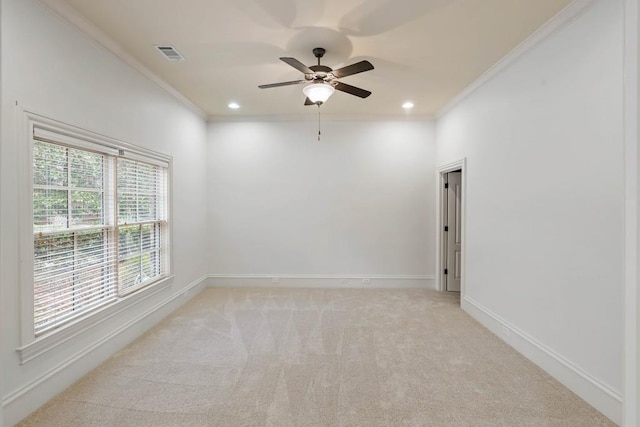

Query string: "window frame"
[17, 110, 173, 364]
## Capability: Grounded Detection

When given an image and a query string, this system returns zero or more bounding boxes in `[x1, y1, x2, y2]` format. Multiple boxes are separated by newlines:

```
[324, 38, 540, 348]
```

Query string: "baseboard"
[2, 275, 208, 426]
[462, 296, 622, 425]
[206, 274, 436, 289]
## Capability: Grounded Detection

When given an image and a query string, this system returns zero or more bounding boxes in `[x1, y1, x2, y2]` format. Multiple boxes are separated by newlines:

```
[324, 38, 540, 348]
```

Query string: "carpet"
[19, 288, 614, 426]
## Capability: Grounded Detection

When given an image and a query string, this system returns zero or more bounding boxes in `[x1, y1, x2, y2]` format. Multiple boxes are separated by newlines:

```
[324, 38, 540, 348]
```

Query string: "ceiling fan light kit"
[302, 82, 335, 104]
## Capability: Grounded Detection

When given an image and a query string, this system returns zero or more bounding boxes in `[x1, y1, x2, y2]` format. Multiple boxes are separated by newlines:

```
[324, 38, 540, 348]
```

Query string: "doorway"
[437, 159, 466, 296]
[443, 170, 462, 292]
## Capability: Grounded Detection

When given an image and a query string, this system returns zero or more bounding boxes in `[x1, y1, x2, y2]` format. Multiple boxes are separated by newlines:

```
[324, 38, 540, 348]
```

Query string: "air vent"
[155, 45, 185, 61]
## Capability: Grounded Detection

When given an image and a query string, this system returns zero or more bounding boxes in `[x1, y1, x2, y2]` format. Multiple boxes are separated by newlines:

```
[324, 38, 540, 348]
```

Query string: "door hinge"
[444, 269, 448, 275]
[444, 183, 449, 189]
[444, 226, 449, 232]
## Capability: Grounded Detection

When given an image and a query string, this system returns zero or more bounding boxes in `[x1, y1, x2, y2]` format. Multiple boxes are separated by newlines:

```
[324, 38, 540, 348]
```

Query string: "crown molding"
[37, 0, 207, 120]
[35, 0, 597, 125]
[436, 0, 599, 119]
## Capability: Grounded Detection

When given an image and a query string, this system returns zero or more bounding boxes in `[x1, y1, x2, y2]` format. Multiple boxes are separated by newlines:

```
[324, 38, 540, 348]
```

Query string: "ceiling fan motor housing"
[309, 65, 333, 79]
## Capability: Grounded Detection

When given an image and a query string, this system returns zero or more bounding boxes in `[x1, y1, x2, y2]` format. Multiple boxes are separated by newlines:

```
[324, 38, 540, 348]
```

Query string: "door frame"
[436, 158, 467, 297]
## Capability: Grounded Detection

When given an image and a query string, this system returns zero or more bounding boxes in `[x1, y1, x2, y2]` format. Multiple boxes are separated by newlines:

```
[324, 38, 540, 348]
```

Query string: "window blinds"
[116, 158, 167, 295]
[33, 141, 117, 334]
[32, 138, 168, 336]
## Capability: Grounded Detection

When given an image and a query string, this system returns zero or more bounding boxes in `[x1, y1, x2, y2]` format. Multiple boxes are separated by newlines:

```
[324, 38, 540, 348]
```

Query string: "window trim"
[17, 276, 173, 364]
[18, 110, 173, 363]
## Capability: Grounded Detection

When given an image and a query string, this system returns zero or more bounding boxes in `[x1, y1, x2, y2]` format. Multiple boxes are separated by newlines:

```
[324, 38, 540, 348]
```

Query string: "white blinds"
[33, 141, 117, 335]
[117, 158, 167, 224]
[117, 158, 167, 295]
[118, 223, 163, 293]
[34, 230, 117, 334]
[32, 139, 169, 336]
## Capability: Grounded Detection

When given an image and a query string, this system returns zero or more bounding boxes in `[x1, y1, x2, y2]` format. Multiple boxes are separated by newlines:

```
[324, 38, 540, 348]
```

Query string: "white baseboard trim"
[207, 274, 436, 289]
[462, 296, 622, 425]
[2, 275, 208, 426]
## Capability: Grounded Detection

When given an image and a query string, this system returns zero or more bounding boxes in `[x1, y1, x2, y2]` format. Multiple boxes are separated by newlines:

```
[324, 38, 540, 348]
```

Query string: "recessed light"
[402, 102, 414, 109]
[228, 102, 240, 109]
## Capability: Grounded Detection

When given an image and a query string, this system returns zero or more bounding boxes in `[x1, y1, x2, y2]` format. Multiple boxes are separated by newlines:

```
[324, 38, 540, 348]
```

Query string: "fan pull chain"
[317, 104, 321, 141]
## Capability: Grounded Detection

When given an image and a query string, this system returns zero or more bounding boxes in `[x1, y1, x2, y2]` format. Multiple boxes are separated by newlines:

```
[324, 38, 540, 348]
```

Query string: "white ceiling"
[60, 0, 573, 118]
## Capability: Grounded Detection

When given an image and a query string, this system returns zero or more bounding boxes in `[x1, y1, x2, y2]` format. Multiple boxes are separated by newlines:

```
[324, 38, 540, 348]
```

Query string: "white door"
[445, 171, 462, 292]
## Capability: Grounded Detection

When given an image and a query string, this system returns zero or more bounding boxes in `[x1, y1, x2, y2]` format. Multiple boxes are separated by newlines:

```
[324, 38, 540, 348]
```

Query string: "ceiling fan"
[259, 47, 374, 106]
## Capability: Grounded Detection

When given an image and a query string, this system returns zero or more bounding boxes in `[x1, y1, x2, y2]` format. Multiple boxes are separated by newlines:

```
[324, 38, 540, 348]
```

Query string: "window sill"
[17, 275, 174, 365]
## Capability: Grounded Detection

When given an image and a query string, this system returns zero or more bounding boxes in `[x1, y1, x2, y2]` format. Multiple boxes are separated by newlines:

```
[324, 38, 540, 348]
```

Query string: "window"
[33, 141, 117, 335]
[30, 126, 169, 337]
[116, 158, 167, 295]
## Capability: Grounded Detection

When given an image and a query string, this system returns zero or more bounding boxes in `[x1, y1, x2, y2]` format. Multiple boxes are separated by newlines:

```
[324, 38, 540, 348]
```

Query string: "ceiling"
[60, 0, 573, 118]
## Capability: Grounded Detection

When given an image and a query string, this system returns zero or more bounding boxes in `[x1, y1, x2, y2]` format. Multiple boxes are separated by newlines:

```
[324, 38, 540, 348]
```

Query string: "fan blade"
[280, 57, 314, 74]
[331, 60, 374, 79]
[258, 80, 307, 89]
[334, 81, 372, 98]
[304, 97, 315, 106]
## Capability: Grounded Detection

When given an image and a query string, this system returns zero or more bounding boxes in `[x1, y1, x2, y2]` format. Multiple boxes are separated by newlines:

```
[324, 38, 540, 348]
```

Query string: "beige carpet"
[20, 288, 614, 426]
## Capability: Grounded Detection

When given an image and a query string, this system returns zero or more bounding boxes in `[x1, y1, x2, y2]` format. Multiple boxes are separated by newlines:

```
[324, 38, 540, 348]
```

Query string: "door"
[444, 171, 462, 292]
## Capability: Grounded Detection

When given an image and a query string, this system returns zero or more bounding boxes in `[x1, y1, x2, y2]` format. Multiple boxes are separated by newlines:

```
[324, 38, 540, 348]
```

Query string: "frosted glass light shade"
[303, 83, 335, 104]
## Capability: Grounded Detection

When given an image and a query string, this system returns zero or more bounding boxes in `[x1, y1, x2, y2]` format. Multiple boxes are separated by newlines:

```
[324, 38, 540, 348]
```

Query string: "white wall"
[437, 0, 623, 422]
[1, 0, 209, 424]
[0, 0, 4, 424]
[623, 0, 640, 424]
[207, 120, 436, 286]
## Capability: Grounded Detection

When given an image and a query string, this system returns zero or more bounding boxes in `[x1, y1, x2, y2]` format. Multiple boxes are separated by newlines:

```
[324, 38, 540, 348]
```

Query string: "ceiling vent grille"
[155, 45, 185, 61]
